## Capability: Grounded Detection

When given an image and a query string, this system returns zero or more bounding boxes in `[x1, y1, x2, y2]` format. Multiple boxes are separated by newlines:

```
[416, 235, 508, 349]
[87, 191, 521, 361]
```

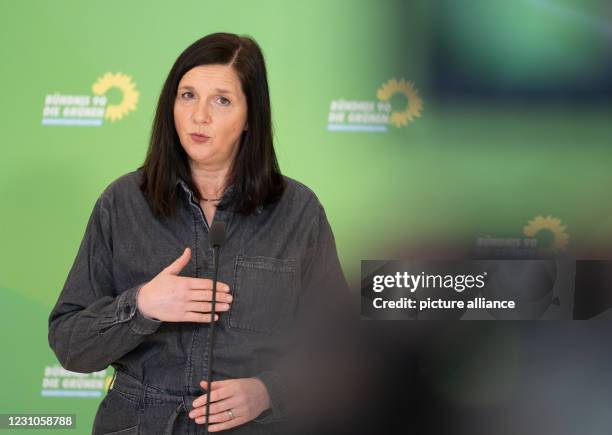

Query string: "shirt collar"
[175, 177, 238, 210]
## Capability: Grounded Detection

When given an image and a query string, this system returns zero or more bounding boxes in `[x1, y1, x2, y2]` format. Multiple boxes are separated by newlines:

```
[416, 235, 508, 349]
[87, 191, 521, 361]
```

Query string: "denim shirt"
[47, 169, 350, 434]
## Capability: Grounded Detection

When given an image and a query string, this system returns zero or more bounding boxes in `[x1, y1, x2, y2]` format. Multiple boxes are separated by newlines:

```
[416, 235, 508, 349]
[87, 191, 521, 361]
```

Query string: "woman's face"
[174, 64, 248, 169]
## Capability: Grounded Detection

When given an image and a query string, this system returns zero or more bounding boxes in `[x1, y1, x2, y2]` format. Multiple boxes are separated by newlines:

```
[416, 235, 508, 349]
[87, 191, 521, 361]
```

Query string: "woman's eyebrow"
[177, 85, 234, 94]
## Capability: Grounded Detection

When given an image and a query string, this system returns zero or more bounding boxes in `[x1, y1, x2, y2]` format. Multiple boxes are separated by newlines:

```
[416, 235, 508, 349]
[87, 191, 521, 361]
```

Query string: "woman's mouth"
[190, 133, 210, 143]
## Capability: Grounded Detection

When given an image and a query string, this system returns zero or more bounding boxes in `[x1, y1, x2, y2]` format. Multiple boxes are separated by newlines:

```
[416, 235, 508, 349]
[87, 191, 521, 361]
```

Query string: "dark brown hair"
[139, 32, 285, 217]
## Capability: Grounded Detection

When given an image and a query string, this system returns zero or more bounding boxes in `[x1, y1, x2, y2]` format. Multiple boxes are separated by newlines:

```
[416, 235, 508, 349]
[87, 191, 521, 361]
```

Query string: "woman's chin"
[187, 152, 229, 168]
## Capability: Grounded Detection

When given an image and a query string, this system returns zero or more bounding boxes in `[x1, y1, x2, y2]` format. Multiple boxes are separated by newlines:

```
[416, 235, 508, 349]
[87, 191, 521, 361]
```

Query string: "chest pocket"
[229, 255, 298, 335]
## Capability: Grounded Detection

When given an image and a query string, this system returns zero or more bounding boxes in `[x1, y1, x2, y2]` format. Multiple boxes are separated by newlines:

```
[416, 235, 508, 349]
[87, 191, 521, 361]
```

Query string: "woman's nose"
[192, 103, 211, 124]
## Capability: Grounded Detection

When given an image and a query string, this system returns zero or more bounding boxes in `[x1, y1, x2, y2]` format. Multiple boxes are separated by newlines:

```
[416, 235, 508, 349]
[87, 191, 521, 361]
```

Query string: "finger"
[185, 278, 230, 292]
[199, 379, 234, 392]
[187, 290, 233, 304]
[207, 416, 247, 432]
[185, 302, 230, 313]
[163, 247, 191, 275]
[191, 397, 239, 420]
[184, 277, 213, 290]
[192, 383, 233, 408]
[184, 312, 219, 323]
[194, 408, 244, 425]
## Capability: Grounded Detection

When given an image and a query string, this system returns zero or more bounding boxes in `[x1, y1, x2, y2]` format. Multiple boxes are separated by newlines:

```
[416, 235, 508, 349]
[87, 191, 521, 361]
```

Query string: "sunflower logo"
[92, 72, 139, 122]
[376, 78, 423, 128]
[523, 215, 570, 253]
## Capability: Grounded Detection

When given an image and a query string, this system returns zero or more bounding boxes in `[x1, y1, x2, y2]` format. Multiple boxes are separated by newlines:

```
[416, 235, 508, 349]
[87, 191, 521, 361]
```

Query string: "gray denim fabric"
[47, 169, 350, 435]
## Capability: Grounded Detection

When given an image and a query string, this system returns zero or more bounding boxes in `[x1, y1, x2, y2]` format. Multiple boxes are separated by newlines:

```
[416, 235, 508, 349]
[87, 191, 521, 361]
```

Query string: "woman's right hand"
[136, 247, 232, 323]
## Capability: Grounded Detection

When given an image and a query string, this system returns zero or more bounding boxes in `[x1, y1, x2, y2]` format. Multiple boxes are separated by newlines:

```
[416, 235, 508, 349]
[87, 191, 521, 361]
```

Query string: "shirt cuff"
[117, 284, 162, 335]
[253, 370, 288, 424]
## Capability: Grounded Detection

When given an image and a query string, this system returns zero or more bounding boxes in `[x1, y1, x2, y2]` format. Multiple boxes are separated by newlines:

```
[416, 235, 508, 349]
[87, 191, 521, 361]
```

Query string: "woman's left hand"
[189, 378, 271, 431]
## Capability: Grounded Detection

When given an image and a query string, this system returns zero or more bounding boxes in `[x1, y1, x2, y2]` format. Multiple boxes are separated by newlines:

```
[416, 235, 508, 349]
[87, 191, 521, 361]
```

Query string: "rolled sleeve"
[118, 284, 162, 335]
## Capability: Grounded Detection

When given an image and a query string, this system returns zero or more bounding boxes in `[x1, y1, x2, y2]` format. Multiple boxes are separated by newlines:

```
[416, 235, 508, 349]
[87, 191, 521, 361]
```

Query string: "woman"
[48, 33, 350, 434]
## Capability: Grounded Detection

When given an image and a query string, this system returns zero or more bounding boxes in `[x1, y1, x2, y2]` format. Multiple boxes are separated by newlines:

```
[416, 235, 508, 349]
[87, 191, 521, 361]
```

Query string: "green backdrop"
[1, 0, 611, 432]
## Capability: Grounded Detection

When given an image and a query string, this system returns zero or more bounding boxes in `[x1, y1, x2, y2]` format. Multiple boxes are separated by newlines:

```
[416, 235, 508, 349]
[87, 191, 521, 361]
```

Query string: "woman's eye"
[180, 91, 194, 100]
[216, 96, 230, 106]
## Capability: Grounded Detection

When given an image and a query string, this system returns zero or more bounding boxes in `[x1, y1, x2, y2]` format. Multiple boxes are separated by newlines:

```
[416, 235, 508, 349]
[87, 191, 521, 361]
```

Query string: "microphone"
[204, 221, 226, 434]
[209, 220, 227, 249]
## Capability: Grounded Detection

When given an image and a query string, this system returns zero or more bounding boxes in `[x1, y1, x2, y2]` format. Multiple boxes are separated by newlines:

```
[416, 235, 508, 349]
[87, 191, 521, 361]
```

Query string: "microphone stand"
[204, 221, 225, 435]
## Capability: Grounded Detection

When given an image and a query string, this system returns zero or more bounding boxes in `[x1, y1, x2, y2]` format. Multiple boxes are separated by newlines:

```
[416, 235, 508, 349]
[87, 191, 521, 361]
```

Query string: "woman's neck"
[189, 161, 230, 199]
